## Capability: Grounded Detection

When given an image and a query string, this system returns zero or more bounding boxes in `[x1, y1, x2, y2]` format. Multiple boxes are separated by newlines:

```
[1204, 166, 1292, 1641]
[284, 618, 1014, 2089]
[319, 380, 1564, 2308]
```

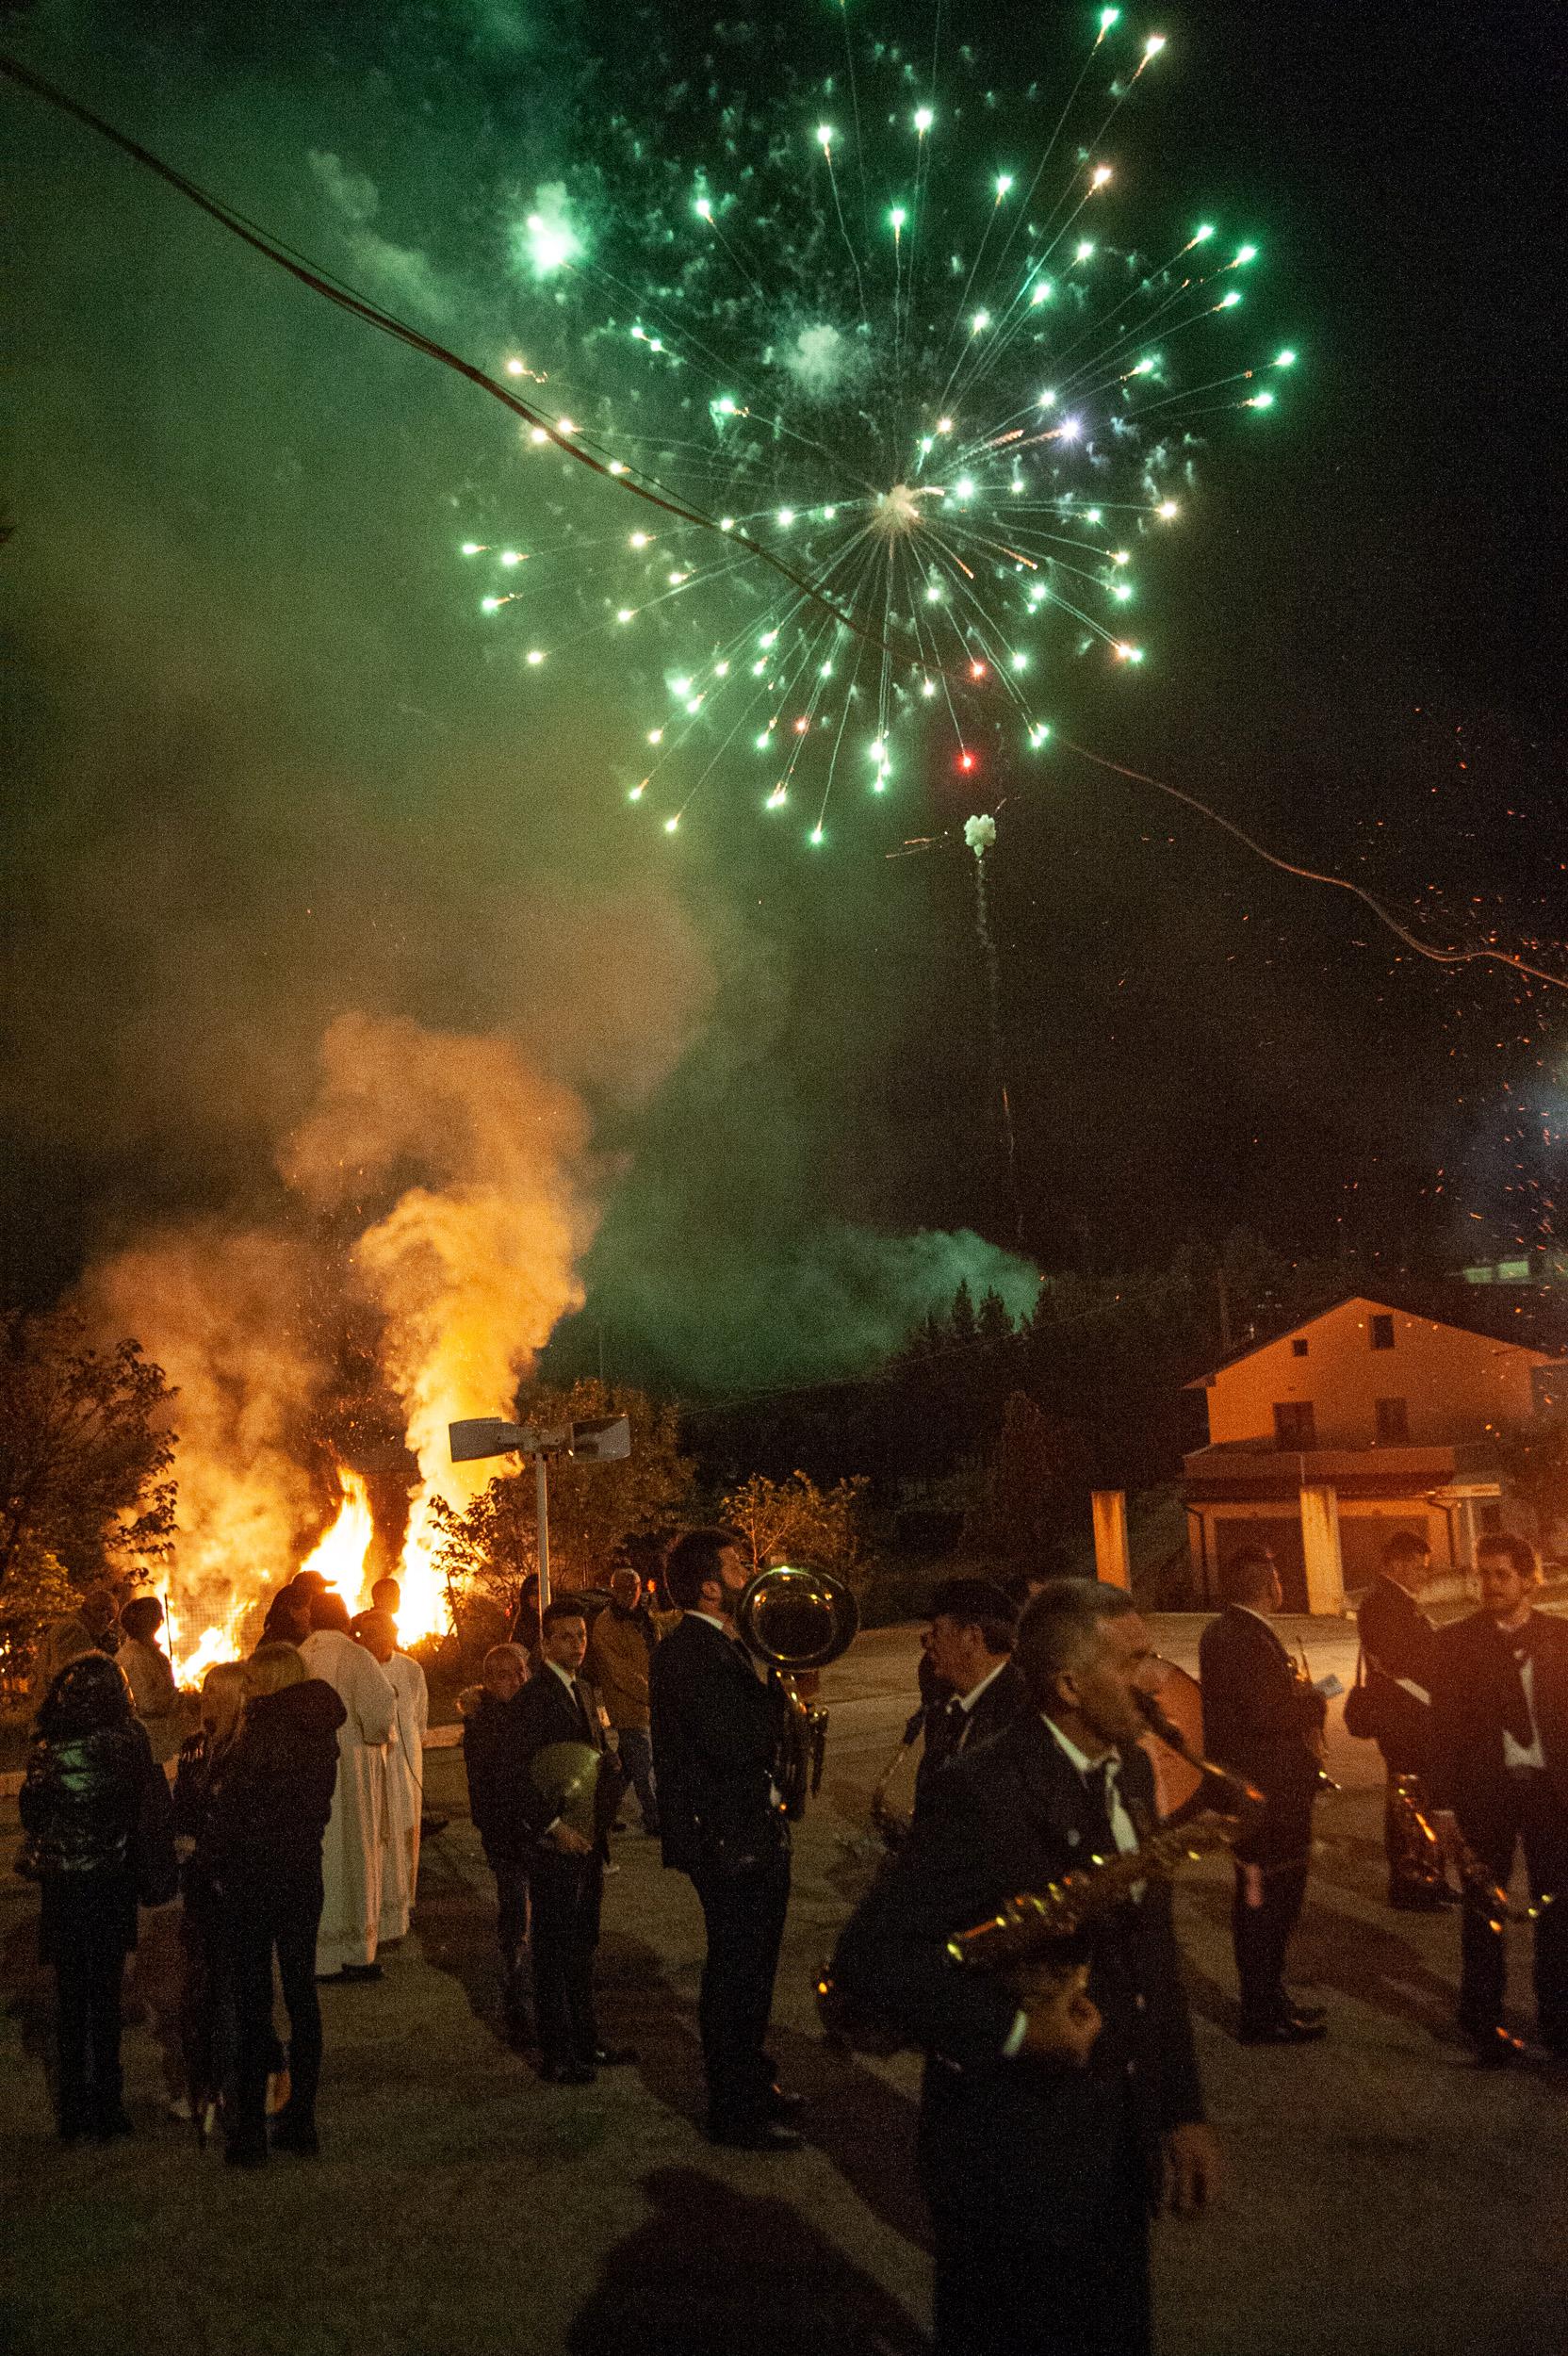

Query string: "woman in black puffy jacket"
[195, 1642, 345, 2166]
[20, 1649, 177, 2141]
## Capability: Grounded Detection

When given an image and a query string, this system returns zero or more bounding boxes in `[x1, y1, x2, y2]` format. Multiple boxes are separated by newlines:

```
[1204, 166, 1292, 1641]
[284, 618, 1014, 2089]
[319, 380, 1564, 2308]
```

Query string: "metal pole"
[534, 1450, 551, 1611]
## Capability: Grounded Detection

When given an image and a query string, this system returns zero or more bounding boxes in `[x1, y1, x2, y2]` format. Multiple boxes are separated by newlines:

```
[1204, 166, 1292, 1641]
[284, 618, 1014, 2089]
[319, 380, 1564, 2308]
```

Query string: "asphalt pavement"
[3, 1615, 1566, 2355]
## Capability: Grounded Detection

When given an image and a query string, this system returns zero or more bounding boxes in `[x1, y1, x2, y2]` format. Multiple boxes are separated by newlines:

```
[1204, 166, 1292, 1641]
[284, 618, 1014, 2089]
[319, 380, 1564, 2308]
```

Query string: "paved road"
[3, 1617, 1566, 2355]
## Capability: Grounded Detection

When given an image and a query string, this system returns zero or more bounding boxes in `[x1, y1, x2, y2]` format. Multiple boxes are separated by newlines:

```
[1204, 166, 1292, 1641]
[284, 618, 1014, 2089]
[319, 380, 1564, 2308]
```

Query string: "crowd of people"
[17, 1567, 429, 2161]
[14, 1519, 1567, 2353]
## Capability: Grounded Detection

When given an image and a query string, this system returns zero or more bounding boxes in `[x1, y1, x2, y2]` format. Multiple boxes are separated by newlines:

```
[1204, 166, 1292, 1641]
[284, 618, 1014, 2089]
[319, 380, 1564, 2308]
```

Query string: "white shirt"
[952, 1656, 1010, 1740]
[1039, 1717, 1139, 1860]
[1503, 1640, 1547, 1773]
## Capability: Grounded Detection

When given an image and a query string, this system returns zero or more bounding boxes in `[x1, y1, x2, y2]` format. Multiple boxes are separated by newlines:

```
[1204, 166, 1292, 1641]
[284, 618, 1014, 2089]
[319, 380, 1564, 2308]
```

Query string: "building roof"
[1185, 1294, 1561, 1389]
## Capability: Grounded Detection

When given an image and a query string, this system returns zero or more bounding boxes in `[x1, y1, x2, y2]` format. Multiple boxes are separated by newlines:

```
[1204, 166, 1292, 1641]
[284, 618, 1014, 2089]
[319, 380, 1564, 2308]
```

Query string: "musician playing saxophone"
[1198, 1546, 1330, 2045]
[830, 1580, 1218, 2356]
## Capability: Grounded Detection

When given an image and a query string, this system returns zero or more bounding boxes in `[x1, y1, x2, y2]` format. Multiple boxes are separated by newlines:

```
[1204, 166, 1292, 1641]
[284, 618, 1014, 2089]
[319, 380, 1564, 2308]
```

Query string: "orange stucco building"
[1183, 1297, 1561, 1612]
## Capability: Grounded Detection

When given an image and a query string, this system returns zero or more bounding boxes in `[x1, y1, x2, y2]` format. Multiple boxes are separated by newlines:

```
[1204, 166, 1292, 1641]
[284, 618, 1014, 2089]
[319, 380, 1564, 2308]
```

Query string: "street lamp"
[448, 1414, 632, 1612]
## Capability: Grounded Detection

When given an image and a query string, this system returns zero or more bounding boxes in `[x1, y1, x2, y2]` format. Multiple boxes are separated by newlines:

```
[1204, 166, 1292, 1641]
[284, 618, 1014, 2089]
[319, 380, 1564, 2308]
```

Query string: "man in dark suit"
[462, 1643, 535, 2047]
[513, 1602, 633, 2085]
[912, 1577, 1030, 1822]
[648, 1528, 802, 2150]
[1357, 1529, 1452, 1909]
[1429, 1531, 1568, 2063]
[832, 1579, 1218, 2356]
[1199, 1547, 1328, 2044]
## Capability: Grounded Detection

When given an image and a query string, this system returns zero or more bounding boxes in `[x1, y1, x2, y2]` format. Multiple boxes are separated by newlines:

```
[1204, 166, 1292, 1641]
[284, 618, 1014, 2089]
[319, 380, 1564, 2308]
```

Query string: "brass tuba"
[734, 1562, 859, 1818]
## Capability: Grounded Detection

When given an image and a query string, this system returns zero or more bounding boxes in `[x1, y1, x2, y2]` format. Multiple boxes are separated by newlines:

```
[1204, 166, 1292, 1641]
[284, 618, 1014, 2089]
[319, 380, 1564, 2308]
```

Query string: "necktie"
[1505, 1628, 1536, 1750]
[1084, 1759, 1118, 1857]
[927, 1694, 966, 1768]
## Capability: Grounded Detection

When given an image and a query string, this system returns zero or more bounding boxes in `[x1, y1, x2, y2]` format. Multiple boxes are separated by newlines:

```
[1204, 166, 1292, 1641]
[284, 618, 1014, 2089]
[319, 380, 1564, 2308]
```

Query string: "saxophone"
[816, 1808, 1238, 2054]
[945, 1813, 1238, 2004]
[1389, 1775, 1554, 1929]
[868, 1729, 919, 1852]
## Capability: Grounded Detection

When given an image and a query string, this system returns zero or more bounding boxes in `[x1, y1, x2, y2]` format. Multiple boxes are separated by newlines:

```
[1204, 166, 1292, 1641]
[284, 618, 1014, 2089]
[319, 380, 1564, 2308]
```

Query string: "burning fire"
[166, 1471, 454, 1683]
[299, 1469, 375, 1596]
[87, 1009, 598, 1689]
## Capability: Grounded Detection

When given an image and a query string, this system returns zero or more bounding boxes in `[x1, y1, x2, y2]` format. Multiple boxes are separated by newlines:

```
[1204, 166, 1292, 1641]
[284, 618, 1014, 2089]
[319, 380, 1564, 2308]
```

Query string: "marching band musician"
[1428, 1532, 1568, 2064]
[648, 1529, 806, 2151]
[1356, 1529, 1453, 1909]
[911, 1577, 1031, 1822]
[831, 1580, 1217, 2356]
[1198, 1548, 1330, 2044]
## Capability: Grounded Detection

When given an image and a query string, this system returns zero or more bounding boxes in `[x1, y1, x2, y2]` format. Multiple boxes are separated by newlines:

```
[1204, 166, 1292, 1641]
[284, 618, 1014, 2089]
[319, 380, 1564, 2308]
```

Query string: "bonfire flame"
[299, 1469, 375, 1597]
[91, 1010, 597, 1688]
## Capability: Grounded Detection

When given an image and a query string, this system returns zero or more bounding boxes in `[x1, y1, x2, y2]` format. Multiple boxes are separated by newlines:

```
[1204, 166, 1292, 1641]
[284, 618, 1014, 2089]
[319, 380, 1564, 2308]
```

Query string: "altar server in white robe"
[300, 1595, 397, 1979]
[352, 1608, 428, 1943]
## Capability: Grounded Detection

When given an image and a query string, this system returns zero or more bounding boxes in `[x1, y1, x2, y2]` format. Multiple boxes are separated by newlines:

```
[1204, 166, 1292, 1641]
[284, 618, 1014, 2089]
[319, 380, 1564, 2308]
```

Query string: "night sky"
[4, 0, 1563, 1396]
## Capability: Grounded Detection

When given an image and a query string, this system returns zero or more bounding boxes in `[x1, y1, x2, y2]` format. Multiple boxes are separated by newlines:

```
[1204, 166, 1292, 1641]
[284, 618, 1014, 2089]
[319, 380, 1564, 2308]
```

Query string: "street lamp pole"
[449, 1414, 632, 1622]
[535, 1449, 551, 1609]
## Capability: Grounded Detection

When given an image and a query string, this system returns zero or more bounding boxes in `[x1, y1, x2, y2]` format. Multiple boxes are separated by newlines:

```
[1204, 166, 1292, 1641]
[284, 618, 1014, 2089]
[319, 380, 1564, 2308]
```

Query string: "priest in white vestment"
[352, 1608, 429, 1943]
[300, 1598, 398, 1977]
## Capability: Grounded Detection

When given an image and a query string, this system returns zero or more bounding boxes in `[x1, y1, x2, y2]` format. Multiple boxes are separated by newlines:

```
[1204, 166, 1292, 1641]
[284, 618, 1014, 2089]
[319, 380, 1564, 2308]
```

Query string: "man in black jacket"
[1199, 1548, 1328, 2044]
[513, 1604, 632, 2085]
[648, 1527, 801, 2150]
[912, 1577, 1030, 1821]
[1429, 1531, 1568, 2062]
[462, 1644, 535, 2048]
[831, 1579, 1218, 2356]
[1356, 1529, 1451, 1909]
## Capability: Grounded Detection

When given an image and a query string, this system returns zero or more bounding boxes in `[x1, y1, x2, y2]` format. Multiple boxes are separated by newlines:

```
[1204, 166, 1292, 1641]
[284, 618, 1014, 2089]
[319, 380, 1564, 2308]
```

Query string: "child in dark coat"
[20, 1650, 177, 2140]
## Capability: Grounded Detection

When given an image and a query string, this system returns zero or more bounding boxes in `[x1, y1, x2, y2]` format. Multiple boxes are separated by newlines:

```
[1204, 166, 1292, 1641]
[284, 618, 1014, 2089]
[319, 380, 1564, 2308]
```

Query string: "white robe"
[300, 1629, 397, 1973]
[379, 1650, 429, 1942]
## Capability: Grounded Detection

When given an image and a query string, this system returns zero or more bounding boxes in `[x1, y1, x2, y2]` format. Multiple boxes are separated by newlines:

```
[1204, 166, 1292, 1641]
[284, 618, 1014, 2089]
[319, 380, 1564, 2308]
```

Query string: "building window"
[1291, 1337, 1309, 1357]
[1374, 1397, 1410, 1444]
[1273, 1400, 1317, 1449]
[1370, 1314, 1395, 1350]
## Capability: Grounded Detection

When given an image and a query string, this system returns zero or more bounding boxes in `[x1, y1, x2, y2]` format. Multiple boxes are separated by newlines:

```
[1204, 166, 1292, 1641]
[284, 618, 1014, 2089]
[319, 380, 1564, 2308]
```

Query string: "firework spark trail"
[7, 26, 1296, 859]
[447, 8, 1297, 843]
[1057, 741, 1568, 993]
[962, 814, 1025, 1245]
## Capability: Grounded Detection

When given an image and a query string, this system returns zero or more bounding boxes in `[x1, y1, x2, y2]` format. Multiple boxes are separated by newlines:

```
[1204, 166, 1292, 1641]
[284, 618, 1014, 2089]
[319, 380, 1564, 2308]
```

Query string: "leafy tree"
[0, 1545, 77, 1692]
[0, 1307, 176, 1604]
[964, 1391, 1090, 1565]
[949, 1280, 978, 1349]
[977, 1287, 1016, 1346]
[719, 1468, 871, 1591]
[430, 1379, 694, 1621]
